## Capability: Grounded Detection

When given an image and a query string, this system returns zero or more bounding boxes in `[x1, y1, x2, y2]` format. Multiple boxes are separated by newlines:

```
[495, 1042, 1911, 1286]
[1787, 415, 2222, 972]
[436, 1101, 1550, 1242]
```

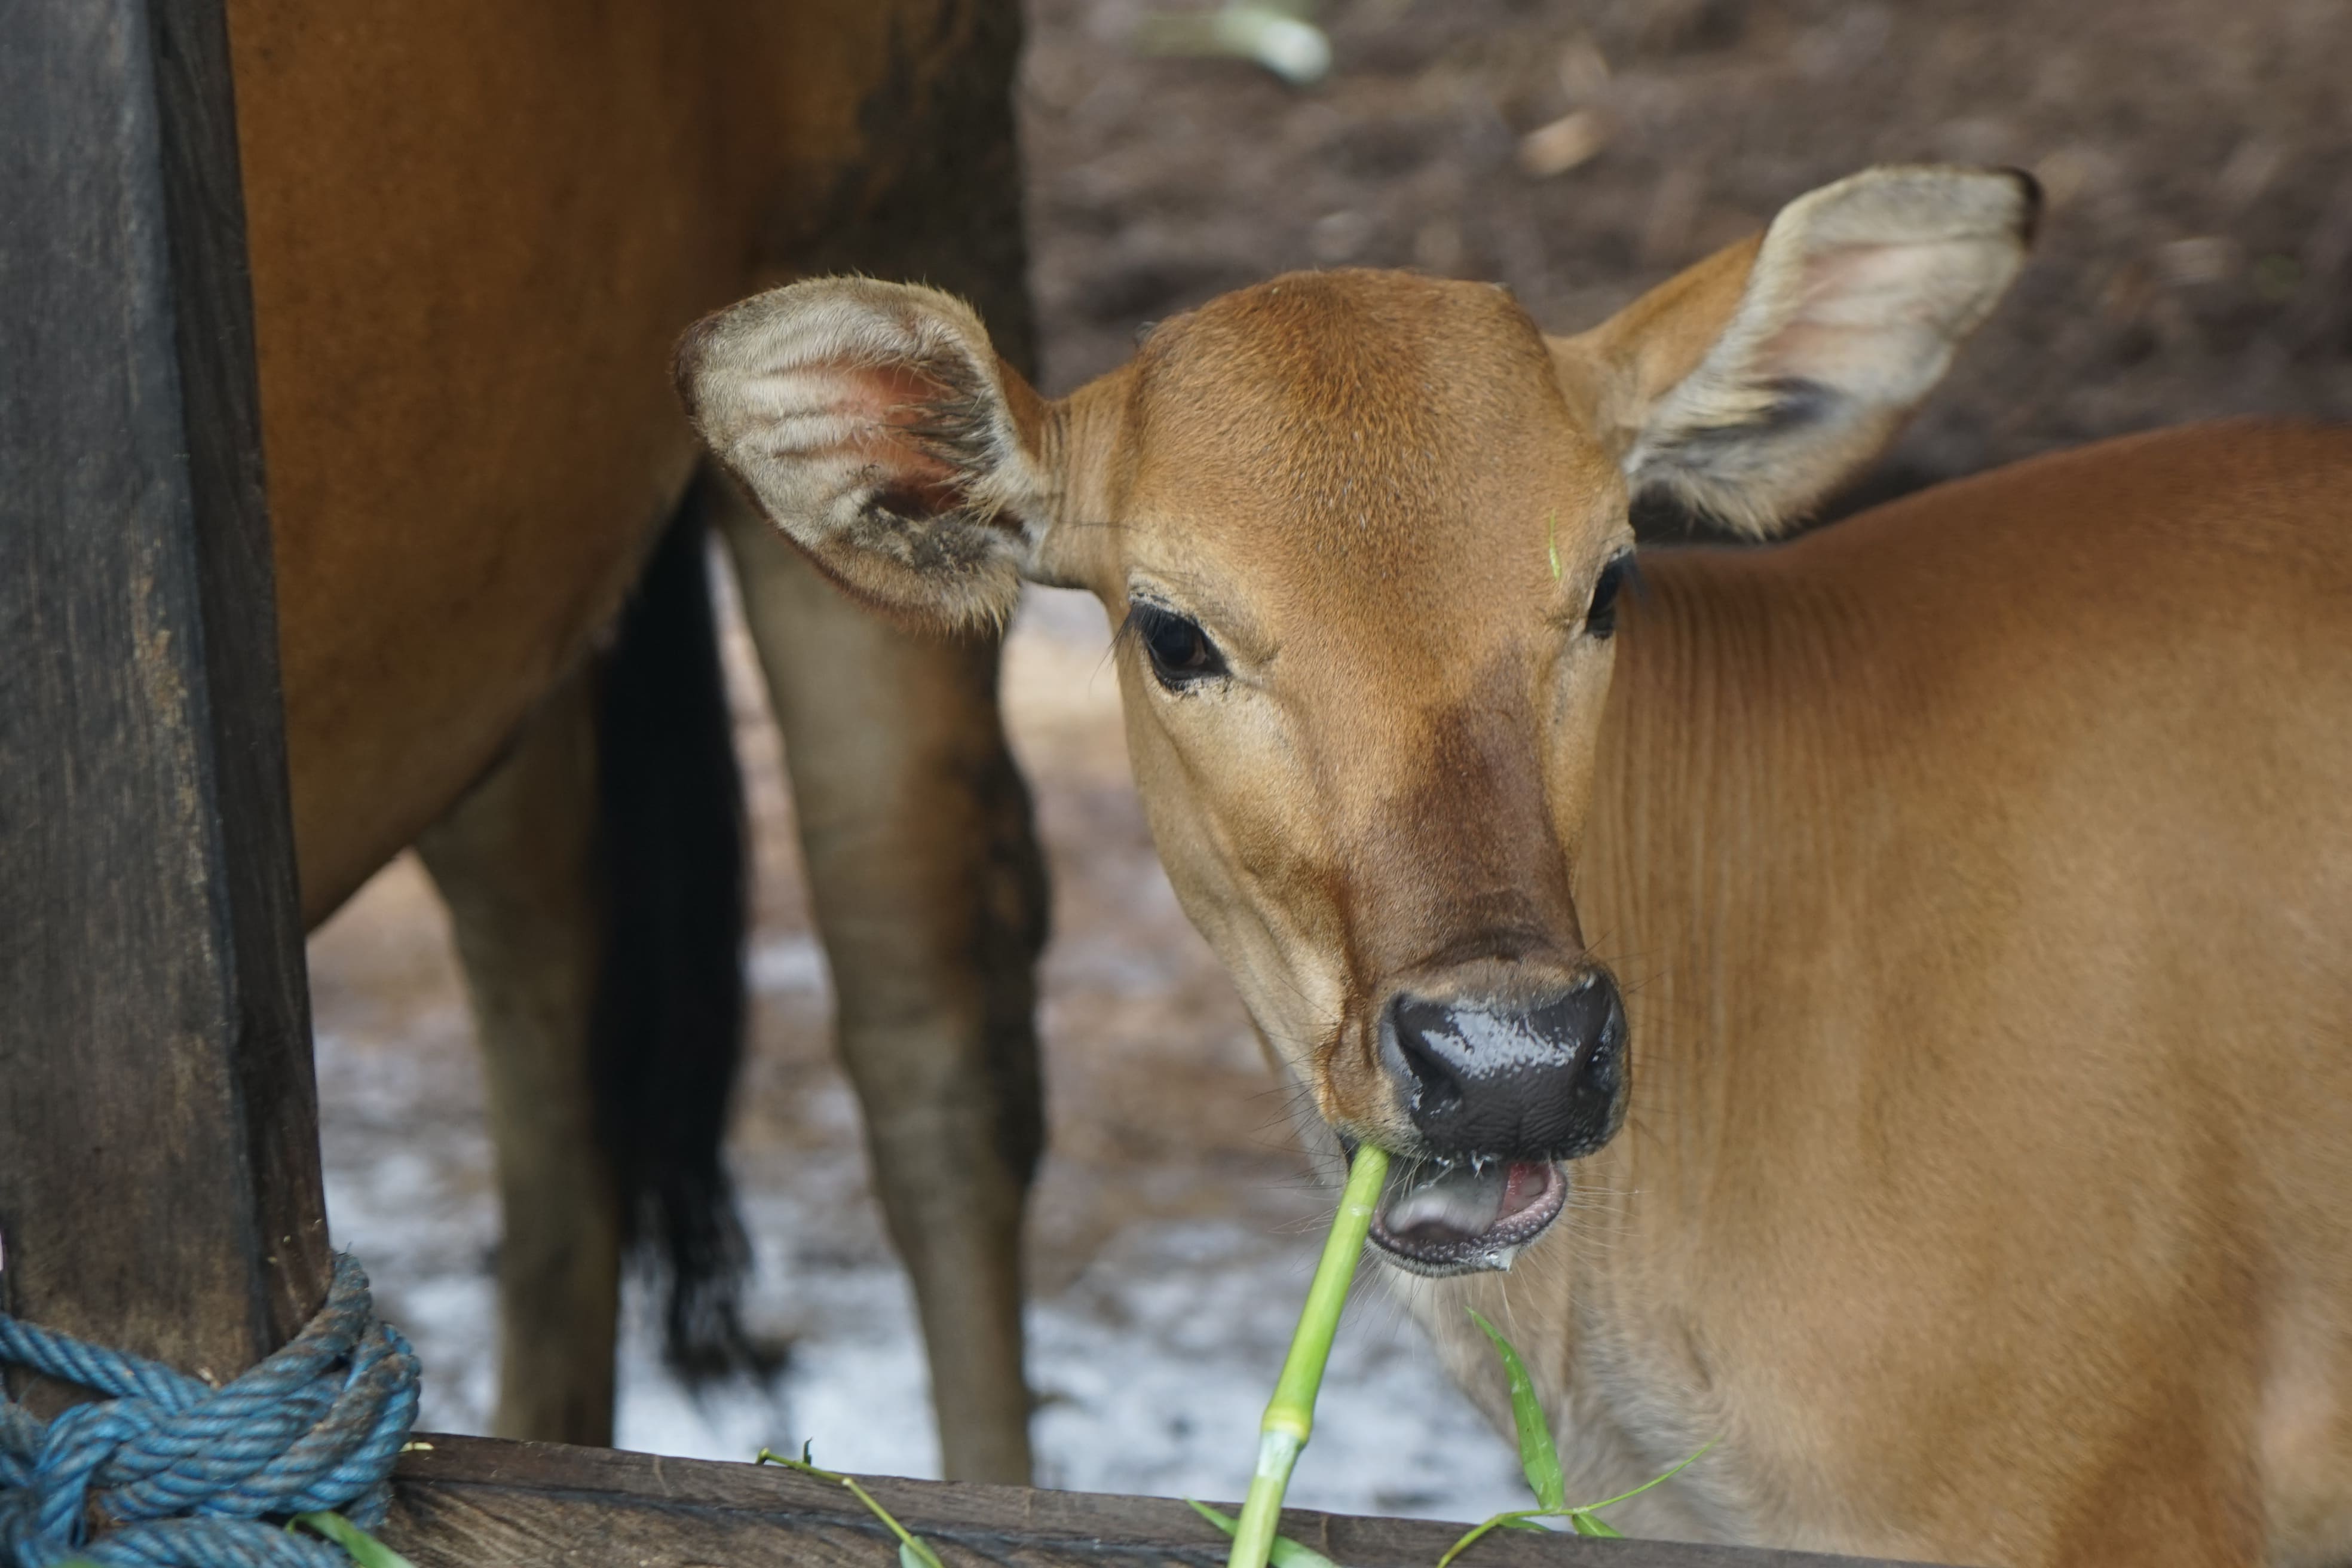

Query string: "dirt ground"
[305, 0, 2352, 1514]
[1021, 0, 2352, 501]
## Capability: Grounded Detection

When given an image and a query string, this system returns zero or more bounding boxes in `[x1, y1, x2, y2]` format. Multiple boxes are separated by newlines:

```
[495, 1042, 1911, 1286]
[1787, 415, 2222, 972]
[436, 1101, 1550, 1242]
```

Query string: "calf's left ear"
[1551, 165, 2039, 535]
[675, 278, 1056, 627]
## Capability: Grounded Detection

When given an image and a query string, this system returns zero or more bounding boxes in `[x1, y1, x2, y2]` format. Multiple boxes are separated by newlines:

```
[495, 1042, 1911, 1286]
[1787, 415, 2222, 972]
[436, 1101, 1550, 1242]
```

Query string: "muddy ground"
[307, 0, 2352, 1520]
[1023, 0, 2352, 488]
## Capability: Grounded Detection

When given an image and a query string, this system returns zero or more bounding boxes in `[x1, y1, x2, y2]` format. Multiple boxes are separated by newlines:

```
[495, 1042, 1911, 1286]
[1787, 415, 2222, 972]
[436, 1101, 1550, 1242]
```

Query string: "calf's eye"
[1130, 602, 1228, 690]
[1587, 553, 1636, 639]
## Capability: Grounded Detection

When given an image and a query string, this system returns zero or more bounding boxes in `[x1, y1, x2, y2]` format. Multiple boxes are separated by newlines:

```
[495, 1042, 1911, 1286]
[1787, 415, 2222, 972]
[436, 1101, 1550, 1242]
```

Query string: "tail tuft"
[591, 473, 778, 1380]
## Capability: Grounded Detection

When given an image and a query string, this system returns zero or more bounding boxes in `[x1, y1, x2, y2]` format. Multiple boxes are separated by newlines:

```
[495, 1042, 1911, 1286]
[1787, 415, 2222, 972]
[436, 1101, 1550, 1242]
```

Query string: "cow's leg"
[415, 665, 619, 1446]
[719, 487, 1048, 1484]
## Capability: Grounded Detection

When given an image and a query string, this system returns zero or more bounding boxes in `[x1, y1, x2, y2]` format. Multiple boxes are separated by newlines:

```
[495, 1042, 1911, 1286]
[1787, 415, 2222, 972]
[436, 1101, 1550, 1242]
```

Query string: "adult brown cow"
[679, 167, 2352, 1563]
[235, 0, 1047, 1480]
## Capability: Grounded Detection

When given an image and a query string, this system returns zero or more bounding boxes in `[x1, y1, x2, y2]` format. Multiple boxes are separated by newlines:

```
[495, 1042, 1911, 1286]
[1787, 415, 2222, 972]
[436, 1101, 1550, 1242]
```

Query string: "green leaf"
[1546, 510, 1563, 582]
[292, 1512, 419, 1568]
[1574, 1437, 1719, 1515]
[1437, 1512, 1536, 1568]
[1438, 1441, 1719, 1564]
[1466, 1310, 1564, 1512]
[1188, 1499, 1238, 1533]
[1186, 1498, 1340, 1568]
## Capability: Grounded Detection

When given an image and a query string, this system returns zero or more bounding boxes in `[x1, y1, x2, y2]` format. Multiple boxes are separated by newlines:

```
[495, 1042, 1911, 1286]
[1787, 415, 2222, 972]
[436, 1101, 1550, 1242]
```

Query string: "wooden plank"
[0, 0, 332, 1400]
[388, 1435, 1938, 1568]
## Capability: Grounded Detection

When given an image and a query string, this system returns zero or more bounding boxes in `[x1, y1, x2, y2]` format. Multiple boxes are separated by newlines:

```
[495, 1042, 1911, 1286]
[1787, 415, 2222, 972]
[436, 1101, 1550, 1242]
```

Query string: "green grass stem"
[757, 1446, 946, 1568]
[1226, 1142, 1389, 1568]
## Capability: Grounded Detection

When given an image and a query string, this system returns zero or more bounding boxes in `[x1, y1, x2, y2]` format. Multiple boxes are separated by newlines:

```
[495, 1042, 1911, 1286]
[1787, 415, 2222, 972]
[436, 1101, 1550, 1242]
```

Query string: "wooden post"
[0, 0, 332, 1399]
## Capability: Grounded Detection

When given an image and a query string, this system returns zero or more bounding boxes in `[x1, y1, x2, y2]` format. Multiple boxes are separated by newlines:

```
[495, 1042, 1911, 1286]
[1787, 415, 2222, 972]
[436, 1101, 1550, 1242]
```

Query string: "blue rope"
[0, 1255, 419, 1568]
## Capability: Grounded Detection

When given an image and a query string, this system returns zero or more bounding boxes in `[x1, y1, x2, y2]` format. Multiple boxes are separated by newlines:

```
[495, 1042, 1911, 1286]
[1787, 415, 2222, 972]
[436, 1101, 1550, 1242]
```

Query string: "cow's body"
[676, 164, 2352, 1561]
[230, 0, 1049, 1477]
[1404, 419, 2352, 1565]
[232, 0, 1024, 915]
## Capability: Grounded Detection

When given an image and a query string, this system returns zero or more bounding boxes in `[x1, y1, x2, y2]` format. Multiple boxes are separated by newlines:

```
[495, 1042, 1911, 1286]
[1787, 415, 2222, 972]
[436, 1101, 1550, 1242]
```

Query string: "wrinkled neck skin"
[1371, 541, 1878, 1545]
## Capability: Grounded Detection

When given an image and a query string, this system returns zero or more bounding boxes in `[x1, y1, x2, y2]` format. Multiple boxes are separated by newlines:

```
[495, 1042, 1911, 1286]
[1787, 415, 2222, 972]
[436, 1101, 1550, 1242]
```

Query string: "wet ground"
[307, 0, 2352, 1524]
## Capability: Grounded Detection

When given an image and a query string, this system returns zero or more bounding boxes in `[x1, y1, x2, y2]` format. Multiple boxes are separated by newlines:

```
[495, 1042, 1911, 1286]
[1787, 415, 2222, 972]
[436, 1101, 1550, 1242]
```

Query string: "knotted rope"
[0, 1255, 418, 1568]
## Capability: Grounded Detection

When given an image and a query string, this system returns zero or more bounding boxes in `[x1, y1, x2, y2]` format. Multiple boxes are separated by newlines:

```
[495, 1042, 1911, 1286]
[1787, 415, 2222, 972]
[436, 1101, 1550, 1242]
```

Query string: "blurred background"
[305, 0, 2352, 1522]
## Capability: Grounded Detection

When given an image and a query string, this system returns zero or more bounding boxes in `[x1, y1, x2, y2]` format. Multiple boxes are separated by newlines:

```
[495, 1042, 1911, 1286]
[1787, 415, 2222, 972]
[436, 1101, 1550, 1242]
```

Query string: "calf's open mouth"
[1369, 1157, 1566, 1275]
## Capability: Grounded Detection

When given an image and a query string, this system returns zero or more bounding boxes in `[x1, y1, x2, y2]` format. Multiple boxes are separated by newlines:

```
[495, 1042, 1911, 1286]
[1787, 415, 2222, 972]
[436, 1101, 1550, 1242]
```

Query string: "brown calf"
[678, 167, 2352, 1565]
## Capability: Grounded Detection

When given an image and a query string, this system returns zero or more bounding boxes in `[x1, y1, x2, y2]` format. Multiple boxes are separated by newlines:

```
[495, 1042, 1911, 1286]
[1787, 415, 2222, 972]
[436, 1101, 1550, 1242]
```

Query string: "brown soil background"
[1023, 0, 2352, 489]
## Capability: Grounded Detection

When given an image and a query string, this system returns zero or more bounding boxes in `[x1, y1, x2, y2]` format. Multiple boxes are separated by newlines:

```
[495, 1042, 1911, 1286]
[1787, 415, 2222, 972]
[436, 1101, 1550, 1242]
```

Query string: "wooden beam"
[388, 1435, 1937, 1568]
[0, 0, 332, 1399]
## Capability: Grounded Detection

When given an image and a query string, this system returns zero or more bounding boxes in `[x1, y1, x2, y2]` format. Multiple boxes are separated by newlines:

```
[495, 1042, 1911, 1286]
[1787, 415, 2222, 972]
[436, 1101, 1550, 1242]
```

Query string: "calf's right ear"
[675, 278, 1058, 628]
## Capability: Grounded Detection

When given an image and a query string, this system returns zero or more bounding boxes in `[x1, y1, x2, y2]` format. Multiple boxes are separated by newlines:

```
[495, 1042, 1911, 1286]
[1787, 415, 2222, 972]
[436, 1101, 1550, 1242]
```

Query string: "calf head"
[678, 166, 2035, 1273]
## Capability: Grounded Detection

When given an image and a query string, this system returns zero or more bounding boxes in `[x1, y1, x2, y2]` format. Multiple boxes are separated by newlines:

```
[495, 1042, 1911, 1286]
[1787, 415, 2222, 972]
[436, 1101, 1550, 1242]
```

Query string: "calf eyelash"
[1587, 552, 1639, 639]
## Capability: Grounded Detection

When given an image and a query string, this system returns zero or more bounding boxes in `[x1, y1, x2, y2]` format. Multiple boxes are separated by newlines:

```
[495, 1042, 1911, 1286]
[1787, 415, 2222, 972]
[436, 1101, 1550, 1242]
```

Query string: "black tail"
[590, 471, 767, 1378]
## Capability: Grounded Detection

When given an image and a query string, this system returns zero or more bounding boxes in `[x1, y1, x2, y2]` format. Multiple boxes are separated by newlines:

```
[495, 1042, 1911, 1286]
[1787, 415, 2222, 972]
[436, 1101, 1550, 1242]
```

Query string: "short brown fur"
[681, 167, 2352, 1564]
[237, 0, 1049, 1479]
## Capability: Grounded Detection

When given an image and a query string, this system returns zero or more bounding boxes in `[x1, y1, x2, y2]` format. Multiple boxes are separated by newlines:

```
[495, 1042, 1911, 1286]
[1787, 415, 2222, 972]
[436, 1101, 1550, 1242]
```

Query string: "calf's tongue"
[1381, 1160, 1510, 1244]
